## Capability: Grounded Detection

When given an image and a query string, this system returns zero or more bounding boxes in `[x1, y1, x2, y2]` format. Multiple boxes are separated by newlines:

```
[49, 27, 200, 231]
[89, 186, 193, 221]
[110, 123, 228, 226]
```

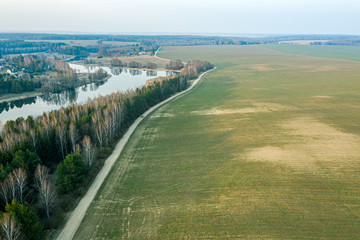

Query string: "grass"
[74, 45, 360, 239]
[0, 90, 42, 103]
[263, 44, 360, 62]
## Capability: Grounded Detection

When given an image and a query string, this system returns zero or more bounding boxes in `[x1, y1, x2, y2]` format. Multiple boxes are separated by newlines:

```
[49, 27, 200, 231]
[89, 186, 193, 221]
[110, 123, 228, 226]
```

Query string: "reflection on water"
[0, 64, 178, 123]
[111, 67, 123, 75]
[41, 89, 78, 106]
[0, 80, 109, 117]
[0, 97, 37, 116]
[129, 69, 142, 76]
[146, 71, 158, 77]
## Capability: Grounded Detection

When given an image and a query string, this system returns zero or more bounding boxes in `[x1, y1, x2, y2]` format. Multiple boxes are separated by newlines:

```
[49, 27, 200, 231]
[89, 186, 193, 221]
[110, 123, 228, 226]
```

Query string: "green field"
[264, 44, 360, 62]
[74, 45, 360, 239]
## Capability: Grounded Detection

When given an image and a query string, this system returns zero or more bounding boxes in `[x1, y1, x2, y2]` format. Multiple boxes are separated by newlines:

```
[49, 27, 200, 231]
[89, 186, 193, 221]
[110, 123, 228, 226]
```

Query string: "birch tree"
[81, 136, 96, 168]
[0, 213, 21, 240]
[7, 175, 16, 202]
[12, 169, 27, 204]
[56, 124, 67, 159]
[34, 164, 49, 191]
[0, 181, 10, 206]
[69, 123, 79, 153]
[38, 180, 56, 218]
[94, 123, 104, 148]
[28, 129, 37, 153]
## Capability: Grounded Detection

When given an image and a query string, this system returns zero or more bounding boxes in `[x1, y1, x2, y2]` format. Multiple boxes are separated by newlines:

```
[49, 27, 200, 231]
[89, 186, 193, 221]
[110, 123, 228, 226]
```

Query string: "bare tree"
[69, 123, 79, 153]
[94, 123, 104, 148]
[38, 180, 56, 219]
[103, 118, 110, 145]
[28, 129, 37, 153]
[56, 124, 67, 159]
[81, 136, 96, 168]
[12, 169, 27, 204]
[0, 213, 22, 240]
[92, 111, 105, 148]
[0, 181, 10, 205]
[7, 175, 16, 202]
[34, 164, 49, 191]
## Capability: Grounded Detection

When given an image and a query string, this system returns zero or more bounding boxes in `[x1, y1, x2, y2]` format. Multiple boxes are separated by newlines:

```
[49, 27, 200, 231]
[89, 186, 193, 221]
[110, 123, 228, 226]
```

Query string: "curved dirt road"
[57, 67, 216, 240]
[154, 46, 186, 65]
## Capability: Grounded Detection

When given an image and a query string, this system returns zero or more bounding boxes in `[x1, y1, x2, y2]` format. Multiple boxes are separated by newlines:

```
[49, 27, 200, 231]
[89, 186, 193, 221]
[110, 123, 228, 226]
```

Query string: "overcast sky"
[1, 0, 359, 35]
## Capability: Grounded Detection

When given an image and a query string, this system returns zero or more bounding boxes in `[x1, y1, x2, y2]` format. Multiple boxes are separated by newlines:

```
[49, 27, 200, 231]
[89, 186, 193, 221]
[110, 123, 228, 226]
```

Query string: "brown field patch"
[150, 112, 175, 118]
[249, 64, 272, 71]
[192, 103, 294, 116]
[246, 117, 360, 170]
[307, 65, 341, 72]
[313, 95, 333, 99]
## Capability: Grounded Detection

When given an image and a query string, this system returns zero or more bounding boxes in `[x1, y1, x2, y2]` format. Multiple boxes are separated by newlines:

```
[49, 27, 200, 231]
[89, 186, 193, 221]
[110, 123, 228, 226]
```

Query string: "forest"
[0, 74, 42, 94]
[0, 60, 213, 239]
[0, 33, 260, 46]
[0, 40, 89, 56]
[0, 55, 109, 96]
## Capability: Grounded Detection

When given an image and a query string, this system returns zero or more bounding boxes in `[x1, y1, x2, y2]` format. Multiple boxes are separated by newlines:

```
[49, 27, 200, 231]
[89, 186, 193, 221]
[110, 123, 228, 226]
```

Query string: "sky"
[1, 0, 360, 35]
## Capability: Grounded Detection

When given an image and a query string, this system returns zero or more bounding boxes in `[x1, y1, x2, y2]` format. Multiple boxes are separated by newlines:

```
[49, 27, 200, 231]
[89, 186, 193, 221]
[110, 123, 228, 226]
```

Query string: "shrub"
[55, 152, 87, 194]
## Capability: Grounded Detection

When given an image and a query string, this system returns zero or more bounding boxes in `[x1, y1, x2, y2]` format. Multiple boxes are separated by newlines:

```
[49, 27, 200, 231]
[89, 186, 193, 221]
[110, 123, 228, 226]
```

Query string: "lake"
[0, 64, 177, 124]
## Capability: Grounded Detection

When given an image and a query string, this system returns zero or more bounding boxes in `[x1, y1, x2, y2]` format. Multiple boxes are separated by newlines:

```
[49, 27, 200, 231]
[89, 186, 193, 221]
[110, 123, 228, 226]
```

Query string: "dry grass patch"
[150, 112, 175, 118]
[307, 65, 342, 72]
[246, 117, 360, 170]
[192, 102, 295, 116]
[313, 95, 333, 99]
[249, 64, 273, 71]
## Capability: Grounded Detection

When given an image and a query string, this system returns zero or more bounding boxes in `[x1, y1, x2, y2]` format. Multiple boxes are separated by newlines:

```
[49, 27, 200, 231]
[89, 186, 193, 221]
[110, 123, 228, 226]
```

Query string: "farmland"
[74, 45, 360, 239]
[264, 44, 360, 62]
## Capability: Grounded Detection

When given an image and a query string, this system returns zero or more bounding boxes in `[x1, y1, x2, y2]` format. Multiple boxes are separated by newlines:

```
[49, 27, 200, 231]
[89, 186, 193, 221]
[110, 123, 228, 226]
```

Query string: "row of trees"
[0, 40, 88, 56]
[99, 44, 158, 57]
[165, 60, 184, 70]
[110, 59, 158, 70]
[0, 68, 201, 238]
[181, 60, 214, 77]
[0, 33, 261, 46]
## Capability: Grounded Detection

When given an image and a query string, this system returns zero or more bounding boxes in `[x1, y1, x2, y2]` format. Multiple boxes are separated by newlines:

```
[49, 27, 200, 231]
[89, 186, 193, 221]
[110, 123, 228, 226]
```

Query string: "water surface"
[0, 64, 176, 123]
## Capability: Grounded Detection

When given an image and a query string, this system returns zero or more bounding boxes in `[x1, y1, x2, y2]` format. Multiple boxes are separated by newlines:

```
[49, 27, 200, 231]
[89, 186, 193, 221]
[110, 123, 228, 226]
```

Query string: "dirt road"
[154, 46, 186, 65]
[56, 67, 216, 240]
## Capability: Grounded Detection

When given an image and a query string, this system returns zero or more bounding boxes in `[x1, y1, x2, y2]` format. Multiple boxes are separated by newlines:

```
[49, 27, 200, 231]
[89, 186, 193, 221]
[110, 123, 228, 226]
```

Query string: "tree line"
[0, 74, 42, 94]
[0, 40, 88, 56]
[181, 60, 214, 77]
[166, 60, 184, 70]
[0, 62, 211, 238]
[110, 59, 158, 70]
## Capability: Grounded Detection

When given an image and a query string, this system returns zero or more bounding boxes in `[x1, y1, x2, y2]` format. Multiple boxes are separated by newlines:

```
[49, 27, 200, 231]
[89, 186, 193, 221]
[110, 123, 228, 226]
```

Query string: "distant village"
[0, 57, 36, 76]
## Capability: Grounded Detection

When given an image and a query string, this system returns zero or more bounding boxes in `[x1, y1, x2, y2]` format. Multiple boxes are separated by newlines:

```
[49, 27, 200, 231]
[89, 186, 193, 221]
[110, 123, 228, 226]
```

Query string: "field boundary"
[56, 67, 216, 240]
[154, 46, 187, 64]
[154, 46, 169, 62]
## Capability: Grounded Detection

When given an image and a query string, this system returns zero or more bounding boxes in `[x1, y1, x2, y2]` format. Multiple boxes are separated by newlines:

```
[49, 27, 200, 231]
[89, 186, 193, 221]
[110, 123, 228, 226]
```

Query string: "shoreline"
[72, 61, 182, 73]
[0, 91, 43, 104]
[0, 74, 111, 105]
